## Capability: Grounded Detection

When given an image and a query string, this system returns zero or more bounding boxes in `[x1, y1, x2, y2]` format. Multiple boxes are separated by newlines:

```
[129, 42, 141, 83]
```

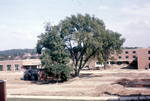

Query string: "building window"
[133, 56, 136, 59]
[15, 64, 20, 71]
[7, 65, 11, 71]
[118, 56, 121, 59]
[126, 61, 129, 64]
[126, 56, 129, 59]
[117, 61, 122, 65]
[110, 61, 115, 65]
[132, 51, 136, 54]
[148, 51, 150, 54]
[96, 62, 101, 65]
[125, 51, 128, 54]
[149, 57, 150, 61]
[0, 65, 3, 71]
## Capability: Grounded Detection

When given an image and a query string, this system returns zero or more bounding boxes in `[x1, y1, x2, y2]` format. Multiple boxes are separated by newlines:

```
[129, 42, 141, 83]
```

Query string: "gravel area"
[1, 69, 150, 97]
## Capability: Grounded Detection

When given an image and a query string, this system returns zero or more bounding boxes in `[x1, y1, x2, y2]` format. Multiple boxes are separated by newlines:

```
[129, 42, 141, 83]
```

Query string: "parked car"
[23, 69, 39, 81]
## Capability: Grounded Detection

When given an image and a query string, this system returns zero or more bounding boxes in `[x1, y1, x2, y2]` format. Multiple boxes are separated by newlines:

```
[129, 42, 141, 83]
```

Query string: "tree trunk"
[104, 51, 108, 70]
[104, 63, 107, 70]
[75, 69, 80, 77]
[75, 70, 78, 77]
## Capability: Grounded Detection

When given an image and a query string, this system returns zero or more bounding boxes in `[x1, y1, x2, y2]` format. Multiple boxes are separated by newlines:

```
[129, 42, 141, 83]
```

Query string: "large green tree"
[36, 13, 125, 77]
[59, 14, 106, 76]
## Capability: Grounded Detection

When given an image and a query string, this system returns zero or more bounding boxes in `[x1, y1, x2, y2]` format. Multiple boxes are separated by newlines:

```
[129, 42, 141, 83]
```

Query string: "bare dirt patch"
[116, 78, 150, 87]
[1, 70, 150, 97]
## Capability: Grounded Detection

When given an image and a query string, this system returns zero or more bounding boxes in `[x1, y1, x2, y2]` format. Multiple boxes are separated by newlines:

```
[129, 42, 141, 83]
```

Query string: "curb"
[7, 95, 150, 100]
[7, 95, 118, 100]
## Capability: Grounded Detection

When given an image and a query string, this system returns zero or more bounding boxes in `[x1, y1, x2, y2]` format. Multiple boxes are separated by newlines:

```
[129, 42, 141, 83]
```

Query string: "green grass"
[7, 98, 98, 101]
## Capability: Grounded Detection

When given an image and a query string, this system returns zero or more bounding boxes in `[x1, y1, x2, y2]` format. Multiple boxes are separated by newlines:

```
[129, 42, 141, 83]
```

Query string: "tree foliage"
[95, 30, 125, 69]
[59, 14, 106, 76]
[36, 13, 125, 77]
[37, 26, 72, 81]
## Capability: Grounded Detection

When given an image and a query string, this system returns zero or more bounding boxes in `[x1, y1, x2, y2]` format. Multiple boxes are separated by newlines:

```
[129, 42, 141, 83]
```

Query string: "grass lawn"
[7, 98, 99, 101]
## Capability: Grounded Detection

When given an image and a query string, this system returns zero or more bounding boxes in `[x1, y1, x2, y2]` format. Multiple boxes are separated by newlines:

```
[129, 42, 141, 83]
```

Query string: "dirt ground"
[1, 68, 150, 97]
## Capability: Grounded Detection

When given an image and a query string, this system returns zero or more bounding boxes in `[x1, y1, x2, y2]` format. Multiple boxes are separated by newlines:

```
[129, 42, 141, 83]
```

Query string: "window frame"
[126, 61, 129, 64]
[126, 56, 129, 59]
[133, 56, 136, 59]
[132, 51, 136, 54]
[6, 64, 11, 71]
[117, 61, 122, 65]
[0, 65, 3, 71]
[125, 51, 129, 54]
[14, 64, 20, 71]
[148, 51, 150, 54]
[118, 56, 122, 59]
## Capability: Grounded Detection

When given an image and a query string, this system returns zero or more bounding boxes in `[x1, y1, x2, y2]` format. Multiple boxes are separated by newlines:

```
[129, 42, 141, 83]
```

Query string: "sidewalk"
[7, 95, 150, 101]
[7, 95, 118, 100]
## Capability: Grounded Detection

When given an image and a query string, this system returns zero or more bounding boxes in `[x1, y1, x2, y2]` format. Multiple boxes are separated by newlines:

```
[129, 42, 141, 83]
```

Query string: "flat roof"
[0, 59, 40, 62]
[108, 59, 136, 62]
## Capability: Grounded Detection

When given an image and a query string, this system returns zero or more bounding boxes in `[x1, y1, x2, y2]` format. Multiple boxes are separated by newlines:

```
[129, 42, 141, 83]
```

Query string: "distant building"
[23, 53, 31, 59]
[14, 56, 22, 60]
[0, 59, 41, 72]
[88, 48, 150, 70]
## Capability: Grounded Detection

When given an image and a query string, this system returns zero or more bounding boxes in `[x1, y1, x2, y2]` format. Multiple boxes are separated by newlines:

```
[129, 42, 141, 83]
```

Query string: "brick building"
[88, 48, 150, 70]
[0, 59, 41, 72]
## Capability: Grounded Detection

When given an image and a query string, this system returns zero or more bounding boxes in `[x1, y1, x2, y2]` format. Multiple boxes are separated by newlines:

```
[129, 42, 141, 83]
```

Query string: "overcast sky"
[0, 0, 150, 51]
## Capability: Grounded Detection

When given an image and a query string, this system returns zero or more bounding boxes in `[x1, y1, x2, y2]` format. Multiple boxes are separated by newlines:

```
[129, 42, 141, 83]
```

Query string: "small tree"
[37, 26, 71, 81]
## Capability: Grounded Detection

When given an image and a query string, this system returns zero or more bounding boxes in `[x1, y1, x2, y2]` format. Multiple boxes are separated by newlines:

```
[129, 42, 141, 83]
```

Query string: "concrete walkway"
[7, 95, 118, 100]
[7, 95, 150, 101]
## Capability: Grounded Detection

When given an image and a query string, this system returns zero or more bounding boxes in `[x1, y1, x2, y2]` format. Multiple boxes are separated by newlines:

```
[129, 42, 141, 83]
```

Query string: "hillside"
[0, 49, 39, 60]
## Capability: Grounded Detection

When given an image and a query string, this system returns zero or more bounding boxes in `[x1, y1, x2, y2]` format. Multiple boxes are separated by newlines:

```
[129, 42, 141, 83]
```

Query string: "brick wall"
[0, 80, 7, 101]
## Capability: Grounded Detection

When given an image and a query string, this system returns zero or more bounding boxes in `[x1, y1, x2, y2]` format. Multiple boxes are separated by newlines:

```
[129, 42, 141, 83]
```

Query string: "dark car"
[23, 69, 39, 81]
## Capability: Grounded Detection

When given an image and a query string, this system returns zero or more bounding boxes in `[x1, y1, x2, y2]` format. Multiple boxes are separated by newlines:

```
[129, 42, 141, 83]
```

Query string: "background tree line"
[0, 49, 37, 60]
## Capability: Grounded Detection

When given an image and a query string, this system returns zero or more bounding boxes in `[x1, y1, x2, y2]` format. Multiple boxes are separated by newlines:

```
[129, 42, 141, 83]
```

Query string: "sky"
[0, 0, 150, 51]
